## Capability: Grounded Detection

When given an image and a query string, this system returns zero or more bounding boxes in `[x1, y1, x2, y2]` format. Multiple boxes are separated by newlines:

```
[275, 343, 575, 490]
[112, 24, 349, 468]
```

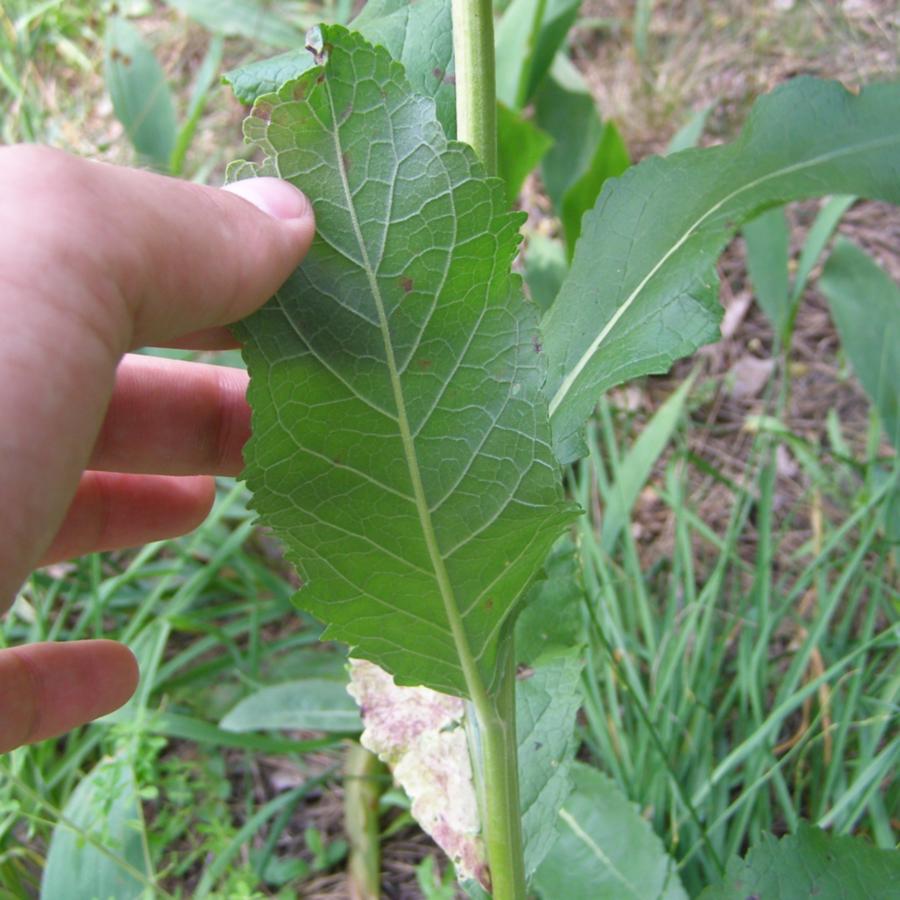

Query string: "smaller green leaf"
[744, 206, 791, 338]
[533, 763, 687, 900]
[525, 233, 568, 313]
[41, 753, 153, 900]
[820, 239, 899, 449]
[561, 120, 630, 255]
[220, 678, 361, 733]
[497, 102, 552, 206]
[163, 0, 305, 47]
[698, 823, 900, 900]
[535, 54, 604, 210]
[790, 195, 855, 306]
[104, 16, 177, 171]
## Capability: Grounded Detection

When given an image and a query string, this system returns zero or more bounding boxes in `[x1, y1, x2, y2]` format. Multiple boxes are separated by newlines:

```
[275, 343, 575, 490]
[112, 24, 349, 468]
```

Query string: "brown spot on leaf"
[316, 73, 325, 85]
[292, 81, 307, 102]
[417, 358, 433, 370]
[341, 151, 351, 173]
[401, 276, 414, 294]
[532, 335, 543, 353]
[254, 102, 272, 123]
[433, 66, 444, 80]
[485, 598, 494, 611]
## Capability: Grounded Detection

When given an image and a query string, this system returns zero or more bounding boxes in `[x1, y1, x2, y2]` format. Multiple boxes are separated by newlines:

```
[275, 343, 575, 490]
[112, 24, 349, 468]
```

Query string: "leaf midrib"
[319, 61, 490, 706]
[547, 133, 900, 419]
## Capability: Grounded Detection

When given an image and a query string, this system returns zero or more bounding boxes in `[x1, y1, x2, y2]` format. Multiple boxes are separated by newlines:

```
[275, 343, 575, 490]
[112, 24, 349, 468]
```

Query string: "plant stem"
[453, 4, 525, 895]
[452, 0, 497, 175]
[478, 646, 526, 899]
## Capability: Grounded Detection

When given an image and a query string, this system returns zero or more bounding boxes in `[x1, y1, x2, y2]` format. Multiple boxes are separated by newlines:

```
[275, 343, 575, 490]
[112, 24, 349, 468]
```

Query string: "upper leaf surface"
[544, 77, 900, 462]
[235, 27, 574, 698]
[224, 0, 456, 137]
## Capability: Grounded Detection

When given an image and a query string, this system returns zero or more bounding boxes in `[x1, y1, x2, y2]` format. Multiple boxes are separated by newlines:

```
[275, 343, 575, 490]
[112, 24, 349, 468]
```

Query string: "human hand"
[0, 145, 314, 752]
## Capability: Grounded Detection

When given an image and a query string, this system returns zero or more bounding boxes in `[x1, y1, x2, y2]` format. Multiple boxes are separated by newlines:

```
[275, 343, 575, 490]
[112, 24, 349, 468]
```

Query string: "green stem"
[452, 4, 524, 895]
[478, 646, 526, 899]
[452, 0, 497, 175]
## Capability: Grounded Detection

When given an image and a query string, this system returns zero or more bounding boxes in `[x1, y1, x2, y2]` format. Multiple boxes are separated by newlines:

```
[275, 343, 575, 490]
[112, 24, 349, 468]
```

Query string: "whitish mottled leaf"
[698, 823, 900, 899]
[224, 0, 456, 138]
[232, 27, 574, 698]
[544, 78, 900, 463]
[104, 16, 176, 171]
[495, 0, 582, 110]
[348, 660, 489, 888]
[220, 678, 361, 733]
[41, 753, 153, 900]
[497, 101, 552, 206]
[534, 763, 687, 900]
[534, 53, 604, 211]
[820, 238, 900, 449]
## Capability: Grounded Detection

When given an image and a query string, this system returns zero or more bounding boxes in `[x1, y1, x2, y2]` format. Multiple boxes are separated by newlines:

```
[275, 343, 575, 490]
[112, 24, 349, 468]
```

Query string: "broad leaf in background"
[561, 119, 630, 255]
[698, 823, 900, 899]
[220, 678, 361, 733]
[231, 27, 574, 697]
[41, 753, 153, 900]
[224, 0, 456, 138]
[543, 78, 900, 463]
[533, 763, 687, 900]
[534, 53, 604, 211]
[743, 206, 791, 337]
[495, 0, 582, 110]
[163, 0, 307, 47]
[497, 101, 552, 206]
[525, 233, 568, 313]
[104, 16, 177, 171]
[820, 239, 900, 449]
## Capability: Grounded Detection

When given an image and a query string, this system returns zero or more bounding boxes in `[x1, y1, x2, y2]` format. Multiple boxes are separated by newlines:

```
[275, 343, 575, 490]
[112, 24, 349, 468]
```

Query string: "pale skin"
[0, 145, 315, 753]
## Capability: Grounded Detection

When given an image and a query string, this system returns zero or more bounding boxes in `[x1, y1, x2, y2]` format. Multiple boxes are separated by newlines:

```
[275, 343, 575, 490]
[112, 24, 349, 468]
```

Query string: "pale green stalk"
[452, 2, 526, 896]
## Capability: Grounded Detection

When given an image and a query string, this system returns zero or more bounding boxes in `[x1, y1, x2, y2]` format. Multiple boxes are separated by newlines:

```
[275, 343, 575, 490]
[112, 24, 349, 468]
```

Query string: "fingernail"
[222, 177, 311, 221]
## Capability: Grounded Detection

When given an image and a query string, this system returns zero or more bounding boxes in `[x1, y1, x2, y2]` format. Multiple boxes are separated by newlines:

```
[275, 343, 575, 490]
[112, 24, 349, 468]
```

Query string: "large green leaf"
[224, 0, 456, 138]
[543, 78, 900, 462]
[231, 26, 574, 698]
[41, 753, 153, 900]
[819, 238, 900, 449]
[698, 823, 900, 899]
[533, 763, 686, 900]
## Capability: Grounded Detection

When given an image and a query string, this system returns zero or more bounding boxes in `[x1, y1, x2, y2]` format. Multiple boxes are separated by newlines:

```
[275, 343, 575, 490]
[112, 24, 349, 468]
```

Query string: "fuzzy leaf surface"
[224, 0, 456, 137]
[234, 27, 573, 698]
[544, 78, 900, 462]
